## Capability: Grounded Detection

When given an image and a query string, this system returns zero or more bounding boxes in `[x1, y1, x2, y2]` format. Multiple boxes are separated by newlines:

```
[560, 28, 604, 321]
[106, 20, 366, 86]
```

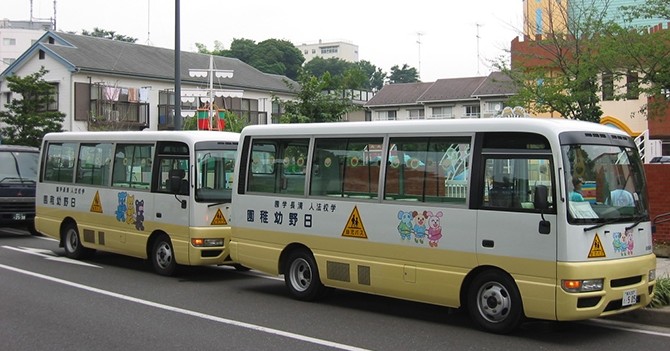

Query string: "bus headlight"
[191, 238, 224, 247]
[649, 269, 656, 281]
[561, 279, 604, 293]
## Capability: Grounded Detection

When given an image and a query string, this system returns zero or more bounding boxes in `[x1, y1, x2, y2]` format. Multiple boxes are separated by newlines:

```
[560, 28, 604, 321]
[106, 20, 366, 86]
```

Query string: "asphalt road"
[1, 227, 669, 351]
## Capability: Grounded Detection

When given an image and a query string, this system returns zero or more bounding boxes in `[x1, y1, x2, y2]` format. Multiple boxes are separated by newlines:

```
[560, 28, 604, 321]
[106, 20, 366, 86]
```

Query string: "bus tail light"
[562, 279, 603, 293]
[191, 238, 224, 247]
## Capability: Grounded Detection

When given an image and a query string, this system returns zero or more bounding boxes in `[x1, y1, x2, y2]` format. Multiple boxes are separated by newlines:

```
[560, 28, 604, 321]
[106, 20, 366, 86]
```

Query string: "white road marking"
[0, 264, 371, 351]
[1, 246, 102, 268]
[584, 318, 670, 337]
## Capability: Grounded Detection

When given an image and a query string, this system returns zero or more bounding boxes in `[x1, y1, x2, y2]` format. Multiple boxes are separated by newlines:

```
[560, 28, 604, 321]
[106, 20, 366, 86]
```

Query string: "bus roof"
[42, 130, 240, 144]
[240, 118, 628, 138]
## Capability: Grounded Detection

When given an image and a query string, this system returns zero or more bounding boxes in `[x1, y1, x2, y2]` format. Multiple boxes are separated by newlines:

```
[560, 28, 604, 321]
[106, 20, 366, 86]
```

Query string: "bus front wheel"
[284, 249, 326, 301]
[151, 235, 177, 276]
[467, 270, 524, 334]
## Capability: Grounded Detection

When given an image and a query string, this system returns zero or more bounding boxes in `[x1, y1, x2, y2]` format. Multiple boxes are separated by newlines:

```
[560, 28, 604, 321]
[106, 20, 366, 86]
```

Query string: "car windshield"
[562, 144, 648, 224]
[194, 148, 237, 203]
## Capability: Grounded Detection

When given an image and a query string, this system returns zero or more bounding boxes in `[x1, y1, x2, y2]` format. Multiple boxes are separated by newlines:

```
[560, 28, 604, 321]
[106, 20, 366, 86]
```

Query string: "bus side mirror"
[534, 185, 551, 234]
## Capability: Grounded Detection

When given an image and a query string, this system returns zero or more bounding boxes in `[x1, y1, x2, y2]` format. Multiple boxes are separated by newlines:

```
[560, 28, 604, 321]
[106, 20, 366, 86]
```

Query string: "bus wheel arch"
[60, 219, 94, 259]
[464, 267, 525, 334]
[281, 245, 327, 301]
[147, 231, 177, 276]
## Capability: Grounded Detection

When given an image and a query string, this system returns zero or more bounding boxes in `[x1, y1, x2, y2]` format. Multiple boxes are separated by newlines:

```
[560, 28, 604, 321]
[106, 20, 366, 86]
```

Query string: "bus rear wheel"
[284, 249, 326, 301]
[62, 224, 94, 259]
[467, 270, 524, 334]
[151, 235, 177, 276]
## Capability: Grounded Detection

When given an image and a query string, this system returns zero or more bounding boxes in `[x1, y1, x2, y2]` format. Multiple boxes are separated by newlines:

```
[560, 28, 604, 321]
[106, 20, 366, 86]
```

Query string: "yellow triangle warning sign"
[211, 208, 228, 225]
[588, 233, 606, 258]
[90, 191, 103, 213]
[341, 206, 368, 239]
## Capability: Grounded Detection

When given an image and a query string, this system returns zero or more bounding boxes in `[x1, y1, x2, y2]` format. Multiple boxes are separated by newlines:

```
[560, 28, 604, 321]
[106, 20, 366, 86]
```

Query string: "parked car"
[0, 144, 40, 235]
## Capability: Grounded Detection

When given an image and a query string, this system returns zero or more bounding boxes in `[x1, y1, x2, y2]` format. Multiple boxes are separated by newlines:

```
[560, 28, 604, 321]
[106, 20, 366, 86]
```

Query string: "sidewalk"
[602, 256, 670, 328]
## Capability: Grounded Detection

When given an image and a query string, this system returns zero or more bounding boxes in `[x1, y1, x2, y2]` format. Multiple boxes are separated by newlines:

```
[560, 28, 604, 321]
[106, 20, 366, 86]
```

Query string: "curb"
[603, 306, 670, 328]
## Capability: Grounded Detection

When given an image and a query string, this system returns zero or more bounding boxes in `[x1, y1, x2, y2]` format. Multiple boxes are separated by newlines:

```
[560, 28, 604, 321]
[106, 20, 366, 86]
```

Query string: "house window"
[385, 110, 397, 120]
[602, 72, 614, 101]
[3, 38, 16, 45]
[408, 109, 424, 119]
[38, 83, 59, 112]
[465, 105, 481, 118]
[39, 50, 45, 60]
[486, 101, 503, 113]
[431, 106, 453, 119]
[626, 71, 639, 100]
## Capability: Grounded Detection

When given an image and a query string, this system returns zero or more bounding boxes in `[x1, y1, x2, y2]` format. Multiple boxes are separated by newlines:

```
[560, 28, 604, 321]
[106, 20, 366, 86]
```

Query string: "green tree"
[197, 38, 304, 80]
[607, 0, 670, 118]
[357, 60, 386, 91]
[388, 64, 420, 84]
[0, 67, 64, 147]
[303, 57, 352, 89]
[275, 71, 359, 123]
[495, 2, 609, 122]
[81, 27, 137, 42]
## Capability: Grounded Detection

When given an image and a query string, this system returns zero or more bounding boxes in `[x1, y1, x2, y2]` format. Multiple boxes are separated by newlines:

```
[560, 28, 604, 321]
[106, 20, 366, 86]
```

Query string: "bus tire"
[467, 270, 524, 334]
[62, 224, 93, 259]
[233, 264, 251, 272]
[151, 234, 177, 276]
[284, 249, 325, 301]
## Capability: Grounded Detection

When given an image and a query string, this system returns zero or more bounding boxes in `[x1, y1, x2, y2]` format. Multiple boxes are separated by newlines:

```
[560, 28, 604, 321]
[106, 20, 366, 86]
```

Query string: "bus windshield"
[195, 148, 237, 203]
[562, 144, 647, 223]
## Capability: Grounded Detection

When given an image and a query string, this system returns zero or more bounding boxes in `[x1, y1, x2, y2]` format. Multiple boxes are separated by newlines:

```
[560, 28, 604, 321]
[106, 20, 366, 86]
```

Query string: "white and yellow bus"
[36, 130, 241, 276]
[230, 118, 657, 333]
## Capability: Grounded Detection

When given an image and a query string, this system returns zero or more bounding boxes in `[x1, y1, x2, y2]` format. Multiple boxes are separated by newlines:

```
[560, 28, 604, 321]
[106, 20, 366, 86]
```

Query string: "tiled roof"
[365, 72, 517, 107]
[472, 71, 517, 97]
[365, 82, 434, 107]
[418, 76, 486, 102]
[37, 31, 296, 94]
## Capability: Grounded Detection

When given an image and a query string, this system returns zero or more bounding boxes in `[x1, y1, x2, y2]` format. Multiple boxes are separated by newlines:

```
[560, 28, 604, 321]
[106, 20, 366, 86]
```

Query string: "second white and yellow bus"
[230, 118, 656, 333]
[36, 130, 240, 275]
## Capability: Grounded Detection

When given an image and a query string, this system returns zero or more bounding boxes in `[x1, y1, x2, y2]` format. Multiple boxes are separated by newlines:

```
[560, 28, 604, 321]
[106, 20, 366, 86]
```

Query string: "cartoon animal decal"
[125, 194, 136, 225]
[135, 199, 145, 231]
[612, 230, 635, 256]
[412, 210, 428, 244]
[116, 192, 128, 222]
[397, 210, 413, 240]
[425, 211, 443, 247]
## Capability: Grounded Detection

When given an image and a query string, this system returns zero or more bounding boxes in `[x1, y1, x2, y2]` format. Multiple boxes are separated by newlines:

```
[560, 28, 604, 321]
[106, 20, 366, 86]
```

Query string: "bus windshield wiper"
[583, 218, 620, 232]
[625, 215, 647, 231]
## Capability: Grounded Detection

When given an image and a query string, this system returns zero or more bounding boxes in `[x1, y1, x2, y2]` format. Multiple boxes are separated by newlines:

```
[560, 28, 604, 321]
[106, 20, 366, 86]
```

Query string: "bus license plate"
[622, 289, 637, 307]
[13, 213, 26, 220]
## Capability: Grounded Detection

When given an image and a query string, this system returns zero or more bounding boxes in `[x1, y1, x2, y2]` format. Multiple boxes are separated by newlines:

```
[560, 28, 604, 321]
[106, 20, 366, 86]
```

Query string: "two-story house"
[364, 72, 516, 121]
[0, 31, 297, 132]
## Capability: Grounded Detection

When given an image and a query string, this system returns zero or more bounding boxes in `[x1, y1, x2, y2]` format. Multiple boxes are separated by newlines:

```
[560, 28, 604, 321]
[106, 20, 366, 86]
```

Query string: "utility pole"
[476, 23, 482, 75]
[174, 0, 181, 130]
[416, 32, 423, 79]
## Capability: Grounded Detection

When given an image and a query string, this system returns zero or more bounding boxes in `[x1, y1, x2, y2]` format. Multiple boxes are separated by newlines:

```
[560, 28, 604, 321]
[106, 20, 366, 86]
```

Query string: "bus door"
[153, 143, 191, 247]
[475, 152, 558, 289]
